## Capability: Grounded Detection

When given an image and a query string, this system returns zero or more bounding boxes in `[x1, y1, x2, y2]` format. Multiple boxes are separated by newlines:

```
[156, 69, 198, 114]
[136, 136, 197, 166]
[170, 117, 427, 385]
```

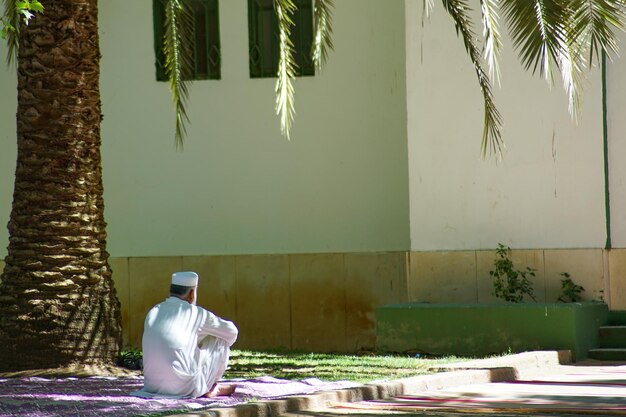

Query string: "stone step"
[598, 326, 626, 348]
[608, 311, 626, 326]
[588, 348, 626, 361]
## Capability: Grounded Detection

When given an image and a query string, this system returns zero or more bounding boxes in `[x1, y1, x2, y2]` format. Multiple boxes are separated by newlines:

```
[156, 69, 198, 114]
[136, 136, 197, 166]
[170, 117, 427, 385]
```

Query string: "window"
[153, 0, 221, 81]
[248, 0, 314, 78]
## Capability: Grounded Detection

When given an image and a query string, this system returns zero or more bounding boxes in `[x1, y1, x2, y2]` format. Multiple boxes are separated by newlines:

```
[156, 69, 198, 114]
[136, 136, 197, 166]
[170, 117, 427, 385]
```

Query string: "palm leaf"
[163, 0, 194, 149]
[501, 0, 624, 120]
[500, 0, 568, 83]
[2, 0, 44, 65]
[423, 0, 435, 25]
[312, 0, 334, 71]
[424, 0, 435, 15]
[441, 0, 504, 158]
[563, 0, 625, 118]
[275, 0, 297, 140]
[558, 21, 586, 119]
[570, 0, 624, 64]
[2, 0, 19, 65]
[480, 0, 502, 83]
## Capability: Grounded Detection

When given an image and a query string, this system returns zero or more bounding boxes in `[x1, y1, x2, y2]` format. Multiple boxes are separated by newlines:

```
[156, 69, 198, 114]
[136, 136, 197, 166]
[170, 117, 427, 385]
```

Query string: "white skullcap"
[171, 271, 199, 287]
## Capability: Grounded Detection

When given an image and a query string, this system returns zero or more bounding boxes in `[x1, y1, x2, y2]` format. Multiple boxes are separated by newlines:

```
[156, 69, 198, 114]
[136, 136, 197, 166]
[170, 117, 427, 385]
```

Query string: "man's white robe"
[136, 297, 238, 398]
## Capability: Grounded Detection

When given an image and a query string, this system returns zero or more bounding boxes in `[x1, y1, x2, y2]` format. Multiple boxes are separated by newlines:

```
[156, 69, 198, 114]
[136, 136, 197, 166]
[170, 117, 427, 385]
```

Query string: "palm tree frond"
[558, 30, 586, 119]
[441, 0, 504, 158]
[570, 0, 624, 64]
[424, 0, 435, 17]
[2, 0, 44, 66]
[480, 0, 502, 83]
[422, 0, 435, 29]
[500, 0, 568, 83]
[2, 0, 19, 66]
[275, 0, 297, 140]
[163, 0, 194, 149]
[312, 0, 334, 71]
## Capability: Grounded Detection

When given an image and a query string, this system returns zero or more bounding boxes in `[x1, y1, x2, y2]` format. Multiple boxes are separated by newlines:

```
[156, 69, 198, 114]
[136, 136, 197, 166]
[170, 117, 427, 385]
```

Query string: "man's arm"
[197, 309, 238, 346]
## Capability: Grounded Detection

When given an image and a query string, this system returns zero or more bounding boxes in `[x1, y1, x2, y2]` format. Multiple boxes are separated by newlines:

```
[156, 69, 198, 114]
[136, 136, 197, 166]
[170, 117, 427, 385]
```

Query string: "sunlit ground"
[224, 349, 468, 383]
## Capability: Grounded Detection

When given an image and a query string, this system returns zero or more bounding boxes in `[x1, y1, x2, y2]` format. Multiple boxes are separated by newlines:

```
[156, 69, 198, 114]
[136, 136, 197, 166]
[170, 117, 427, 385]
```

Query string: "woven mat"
[0, 375, 359, 417]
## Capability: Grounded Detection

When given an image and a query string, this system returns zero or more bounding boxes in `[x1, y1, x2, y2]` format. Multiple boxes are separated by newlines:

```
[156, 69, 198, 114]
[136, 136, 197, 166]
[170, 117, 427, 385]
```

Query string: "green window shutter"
[248, 0, 314, 78]
[153, 0, 221, 81]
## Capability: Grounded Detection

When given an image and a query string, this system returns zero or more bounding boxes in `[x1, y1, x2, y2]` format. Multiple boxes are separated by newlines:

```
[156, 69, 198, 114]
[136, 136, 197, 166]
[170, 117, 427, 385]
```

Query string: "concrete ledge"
[436, 349, 572, 371]
[172, 350, 570, 417]
[376, 302, 608, 360]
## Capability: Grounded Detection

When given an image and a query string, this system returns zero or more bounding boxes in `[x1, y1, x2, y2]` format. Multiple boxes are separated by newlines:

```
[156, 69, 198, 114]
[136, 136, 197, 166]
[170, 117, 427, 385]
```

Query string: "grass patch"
[118, 348, 470, 383]
[224, 350, 467, 383]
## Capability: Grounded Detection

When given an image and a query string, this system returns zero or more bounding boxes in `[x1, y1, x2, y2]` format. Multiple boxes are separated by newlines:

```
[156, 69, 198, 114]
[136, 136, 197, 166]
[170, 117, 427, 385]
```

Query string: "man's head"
[170, 271, 199, 305]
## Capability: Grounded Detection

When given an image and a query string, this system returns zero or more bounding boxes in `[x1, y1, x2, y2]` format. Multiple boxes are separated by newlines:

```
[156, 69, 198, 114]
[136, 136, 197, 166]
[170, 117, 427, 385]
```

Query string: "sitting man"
[136, 271, 238, 398]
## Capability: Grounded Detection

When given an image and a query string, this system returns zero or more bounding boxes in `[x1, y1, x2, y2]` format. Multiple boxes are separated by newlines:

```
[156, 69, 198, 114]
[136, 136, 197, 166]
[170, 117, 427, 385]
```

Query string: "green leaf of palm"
[29, 0, 43, 13]
[501, 0, 624, 120]
[559, 22, 586, 119]
[570, 0, 624, 64]
[275, 0, 297, 140]
[564, 1, 624, 119]
[3, 0, 20, 65]
[500, 0, 581, 117]
[480, 0, 502, 83]
[441, 0, 504, 158]
[163, 0, 194, 149]
[500, 0, 568, 83]
[312, 0, 334, 71]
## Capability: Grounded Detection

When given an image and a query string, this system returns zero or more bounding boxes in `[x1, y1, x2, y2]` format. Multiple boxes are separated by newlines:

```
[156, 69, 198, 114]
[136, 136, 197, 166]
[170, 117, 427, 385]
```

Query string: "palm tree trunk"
[0, 0, 122, 371]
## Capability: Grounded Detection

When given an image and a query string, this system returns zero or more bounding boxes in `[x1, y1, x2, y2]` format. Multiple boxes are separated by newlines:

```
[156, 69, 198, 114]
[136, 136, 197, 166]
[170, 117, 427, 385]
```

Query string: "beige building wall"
[402, 1, 626, 314]
[608, 250, 626, 310]
[111, 248, 626, 350]
[0, 56, 16, 251]
[2, 249, 626, 352]
[405, 248, 626, 311]
[408, 249, 608, 305]
[606, 32, 626, 249]
[0, 0, 411, 352]
[405, 0, 606, 251]
[96, 0, 410, 257]
[5, 1, 626, 354]
[0, 0, 410, 259]
[111, 253, 408, 350]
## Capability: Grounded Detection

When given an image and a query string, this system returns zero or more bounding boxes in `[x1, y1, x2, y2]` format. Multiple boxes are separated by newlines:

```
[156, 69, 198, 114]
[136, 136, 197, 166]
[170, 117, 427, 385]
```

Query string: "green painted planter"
[376, 302, 608, 360]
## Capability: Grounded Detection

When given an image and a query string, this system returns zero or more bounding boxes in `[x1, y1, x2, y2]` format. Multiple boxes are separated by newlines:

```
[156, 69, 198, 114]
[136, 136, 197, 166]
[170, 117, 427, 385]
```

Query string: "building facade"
[1, 0, 625, 351]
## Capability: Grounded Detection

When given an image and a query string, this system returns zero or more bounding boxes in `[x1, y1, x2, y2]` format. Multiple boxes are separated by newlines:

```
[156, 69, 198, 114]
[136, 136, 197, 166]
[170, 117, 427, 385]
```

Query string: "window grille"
[153, 0, 221, 81]
[248, 0, 314, 78]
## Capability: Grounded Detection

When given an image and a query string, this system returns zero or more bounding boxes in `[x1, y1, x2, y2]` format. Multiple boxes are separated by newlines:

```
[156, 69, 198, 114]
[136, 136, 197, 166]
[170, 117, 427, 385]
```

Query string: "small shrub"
[118, 347, 143, 370]
[558, 272, 585, 302]
[490, 243, 536, 303]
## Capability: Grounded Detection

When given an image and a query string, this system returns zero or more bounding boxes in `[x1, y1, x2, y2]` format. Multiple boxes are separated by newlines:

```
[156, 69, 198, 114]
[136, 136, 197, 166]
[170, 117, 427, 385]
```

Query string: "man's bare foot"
[202, 383, 236, 397]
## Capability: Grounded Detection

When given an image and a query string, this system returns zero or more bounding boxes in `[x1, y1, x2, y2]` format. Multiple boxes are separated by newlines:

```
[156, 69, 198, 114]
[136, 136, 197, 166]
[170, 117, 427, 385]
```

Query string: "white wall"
[0, 60, 16, 258]
[0, 0, 410, 258]
[405, 0, 606, 251]
[606, 36, 626, 248]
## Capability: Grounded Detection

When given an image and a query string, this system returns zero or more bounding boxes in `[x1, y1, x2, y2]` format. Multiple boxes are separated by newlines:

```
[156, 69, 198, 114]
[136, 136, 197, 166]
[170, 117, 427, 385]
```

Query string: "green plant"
[1, 0, 43, 40]
[118, 347, 143, 371]
[558, 272, 585, 302]
[490, 243, 536, 303]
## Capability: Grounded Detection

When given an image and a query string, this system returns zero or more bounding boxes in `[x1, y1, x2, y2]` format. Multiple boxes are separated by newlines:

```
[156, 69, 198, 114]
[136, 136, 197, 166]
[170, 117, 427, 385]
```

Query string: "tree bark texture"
[0, 0, 122, 370]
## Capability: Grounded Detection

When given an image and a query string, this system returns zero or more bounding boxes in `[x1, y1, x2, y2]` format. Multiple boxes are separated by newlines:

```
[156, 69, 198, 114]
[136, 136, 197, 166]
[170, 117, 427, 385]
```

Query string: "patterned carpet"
[0, 375, 359, 417]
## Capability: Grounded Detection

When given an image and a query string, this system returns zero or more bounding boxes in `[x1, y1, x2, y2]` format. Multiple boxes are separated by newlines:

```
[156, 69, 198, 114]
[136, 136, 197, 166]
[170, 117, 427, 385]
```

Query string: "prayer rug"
[0, 375, 359, 417]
